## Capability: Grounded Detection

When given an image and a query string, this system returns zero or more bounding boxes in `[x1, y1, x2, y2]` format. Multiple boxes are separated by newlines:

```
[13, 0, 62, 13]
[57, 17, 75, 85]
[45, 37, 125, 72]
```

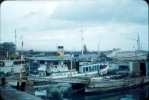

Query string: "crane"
[126, 34, 140, 51]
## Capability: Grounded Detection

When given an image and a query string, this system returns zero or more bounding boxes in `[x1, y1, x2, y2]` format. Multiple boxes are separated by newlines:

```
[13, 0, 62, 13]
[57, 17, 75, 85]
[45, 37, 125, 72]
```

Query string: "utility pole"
[15, 29, 17, 54]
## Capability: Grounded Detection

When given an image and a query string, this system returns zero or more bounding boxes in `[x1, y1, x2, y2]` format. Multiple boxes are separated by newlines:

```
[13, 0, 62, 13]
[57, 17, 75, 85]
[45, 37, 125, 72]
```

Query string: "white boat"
[0, 59, 26, 75]
[46, 60, 78, 78]
[107, 49, 147, 61]
[26, 54, 109, 79]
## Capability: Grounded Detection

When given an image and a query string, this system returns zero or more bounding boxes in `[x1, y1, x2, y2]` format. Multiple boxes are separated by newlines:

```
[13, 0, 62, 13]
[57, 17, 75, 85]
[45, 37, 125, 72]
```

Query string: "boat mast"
[20, 35, 23, 78]
[15, 29, 17, 54]
[137, 34, 140, 51]
[98, 38, 100, 53]
[80, 22, 84, 55]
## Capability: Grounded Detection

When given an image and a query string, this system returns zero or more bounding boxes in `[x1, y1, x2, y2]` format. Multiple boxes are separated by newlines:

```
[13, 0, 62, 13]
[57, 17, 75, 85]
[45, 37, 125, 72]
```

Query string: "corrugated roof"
[25, 54, 101, 61]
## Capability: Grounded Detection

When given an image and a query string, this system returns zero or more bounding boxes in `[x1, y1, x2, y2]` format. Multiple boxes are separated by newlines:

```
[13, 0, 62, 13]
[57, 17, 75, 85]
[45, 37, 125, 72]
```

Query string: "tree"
[0, 47, 6, 59]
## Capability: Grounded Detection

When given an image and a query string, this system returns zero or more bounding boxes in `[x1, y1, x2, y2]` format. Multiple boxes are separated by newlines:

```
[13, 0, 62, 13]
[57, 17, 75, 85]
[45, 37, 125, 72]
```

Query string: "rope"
[74, 78, 91, 92]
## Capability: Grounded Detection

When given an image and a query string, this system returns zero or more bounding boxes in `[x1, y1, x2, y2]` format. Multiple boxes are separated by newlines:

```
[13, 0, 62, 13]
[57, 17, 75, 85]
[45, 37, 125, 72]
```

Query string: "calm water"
[32, 83, 149, 100]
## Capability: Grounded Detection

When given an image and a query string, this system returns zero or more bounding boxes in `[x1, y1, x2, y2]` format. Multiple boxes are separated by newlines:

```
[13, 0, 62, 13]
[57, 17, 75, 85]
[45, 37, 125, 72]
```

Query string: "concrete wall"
[129, 62, 140, 76]
[146, 62, 149, 76]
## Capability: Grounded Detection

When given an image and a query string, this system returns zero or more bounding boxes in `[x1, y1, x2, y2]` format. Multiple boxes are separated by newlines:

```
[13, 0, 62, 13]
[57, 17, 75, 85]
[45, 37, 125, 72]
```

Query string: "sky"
[0, 0, 148, 52]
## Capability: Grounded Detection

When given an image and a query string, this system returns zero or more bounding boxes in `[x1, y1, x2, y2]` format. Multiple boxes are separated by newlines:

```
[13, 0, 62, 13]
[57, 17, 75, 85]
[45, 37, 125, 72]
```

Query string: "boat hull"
[85, 76, 149, 93]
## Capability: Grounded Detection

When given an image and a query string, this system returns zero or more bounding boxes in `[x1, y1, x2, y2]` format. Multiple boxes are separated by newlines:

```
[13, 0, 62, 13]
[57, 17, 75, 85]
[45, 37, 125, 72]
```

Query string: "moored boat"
[0, 59, 26, 75]
[74, 61, 149, 93]
[25, 54, 109, 79]
[107, 49, 147, 61]
[85, 76, 149, 92]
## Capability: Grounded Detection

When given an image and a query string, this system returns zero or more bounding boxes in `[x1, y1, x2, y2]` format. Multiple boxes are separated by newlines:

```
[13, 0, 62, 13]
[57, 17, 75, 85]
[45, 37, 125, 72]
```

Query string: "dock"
[0, 85, 41, 100]
[0, 76, 90, 85]
[0, 76, 90, 100]
[27, 76, 89, 84]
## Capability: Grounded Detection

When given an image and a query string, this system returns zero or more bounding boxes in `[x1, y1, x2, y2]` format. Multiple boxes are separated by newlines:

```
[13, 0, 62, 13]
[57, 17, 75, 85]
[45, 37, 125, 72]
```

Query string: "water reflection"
[31, 83, 149, 100]
[33, 83, 72, 100]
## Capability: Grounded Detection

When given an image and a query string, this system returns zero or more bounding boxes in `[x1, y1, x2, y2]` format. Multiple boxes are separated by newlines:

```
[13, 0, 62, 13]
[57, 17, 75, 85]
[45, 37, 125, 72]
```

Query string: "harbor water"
[27, 83, 149, 100]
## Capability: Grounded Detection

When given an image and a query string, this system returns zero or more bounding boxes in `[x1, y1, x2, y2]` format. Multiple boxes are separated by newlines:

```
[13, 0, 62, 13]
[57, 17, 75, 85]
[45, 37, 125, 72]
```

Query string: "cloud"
[21, 12, 41, 18]
[50, 0, 148, 25]
[11, 0, 148, 31]
[1, 0, 148, 51]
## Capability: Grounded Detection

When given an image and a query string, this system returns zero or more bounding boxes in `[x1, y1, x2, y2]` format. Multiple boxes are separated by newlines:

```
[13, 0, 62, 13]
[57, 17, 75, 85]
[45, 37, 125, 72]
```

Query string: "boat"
[73, 61, 149, 93]
[70, 85, 149, 100]
[0, 59, 26, 75]
[28, 59, 78, 78]
[45, 60, 78, 78]
[25, 54, 109, 79]
[0, 31, 27, 76]
[85, 75, 149, 92]
[107, 48, 148, 61]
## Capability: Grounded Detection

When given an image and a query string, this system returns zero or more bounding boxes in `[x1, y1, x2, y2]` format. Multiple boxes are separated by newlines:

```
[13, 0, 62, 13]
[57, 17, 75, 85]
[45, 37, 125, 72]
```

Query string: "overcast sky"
[0, 0, 148, 52]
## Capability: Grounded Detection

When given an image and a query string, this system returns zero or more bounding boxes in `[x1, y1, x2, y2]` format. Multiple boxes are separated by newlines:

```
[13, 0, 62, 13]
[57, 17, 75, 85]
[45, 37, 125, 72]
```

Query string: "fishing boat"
[83, 61, 149, 93]
[85, 75, 149, 92]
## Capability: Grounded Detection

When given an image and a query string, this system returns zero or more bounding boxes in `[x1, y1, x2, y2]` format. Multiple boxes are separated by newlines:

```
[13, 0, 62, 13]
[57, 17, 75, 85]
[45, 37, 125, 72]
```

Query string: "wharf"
[27, 76, 90, 84]
[0, 76, 90, 88]
[0, 76, 90, 86]
[0, 85, 41, 100]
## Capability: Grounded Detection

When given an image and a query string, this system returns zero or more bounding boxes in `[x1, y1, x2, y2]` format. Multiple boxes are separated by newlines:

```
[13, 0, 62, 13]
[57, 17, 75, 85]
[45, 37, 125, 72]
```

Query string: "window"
[86, 67, 88, 72]
[92, 66, 94, 71]
[83, 67, 86, 73]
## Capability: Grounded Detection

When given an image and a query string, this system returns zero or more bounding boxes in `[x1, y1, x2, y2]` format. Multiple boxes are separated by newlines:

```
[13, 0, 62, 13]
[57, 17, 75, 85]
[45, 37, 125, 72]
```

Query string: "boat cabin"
[46, 61, 69, 73]
[0, 60, 26, 74]
[79, 62, 100, 73]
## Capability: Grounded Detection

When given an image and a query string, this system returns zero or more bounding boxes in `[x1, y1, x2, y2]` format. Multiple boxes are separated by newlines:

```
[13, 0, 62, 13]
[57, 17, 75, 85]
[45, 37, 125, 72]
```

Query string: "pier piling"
[1, 77, 6, 85]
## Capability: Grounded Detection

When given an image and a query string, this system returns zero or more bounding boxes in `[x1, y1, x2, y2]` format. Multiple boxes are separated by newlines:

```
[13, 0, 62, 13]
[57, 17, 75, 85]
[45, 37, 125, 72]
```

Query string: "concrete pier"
[0, 86, 41, 100]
